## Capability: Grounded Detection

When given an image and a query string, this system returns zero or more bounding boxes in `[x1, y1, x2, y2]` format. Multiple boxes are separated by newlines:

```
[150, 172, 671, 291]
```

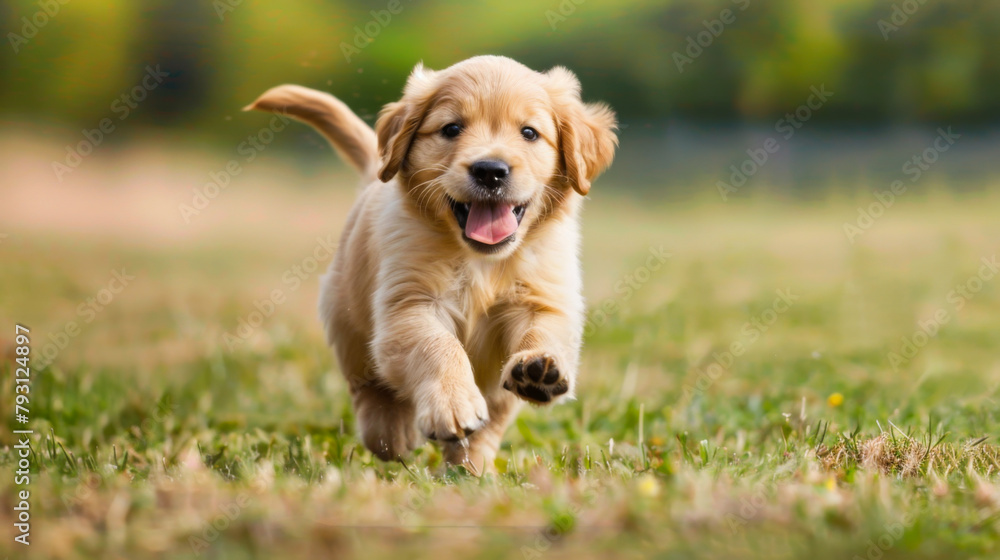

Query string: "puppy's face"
[376, 56, 617, 258]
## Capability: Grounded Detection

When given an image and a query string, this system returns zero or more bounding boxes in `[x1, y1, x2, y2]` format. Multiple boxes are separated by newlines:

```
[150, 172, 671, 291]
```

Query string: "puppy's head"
[376, 56, 617, 257]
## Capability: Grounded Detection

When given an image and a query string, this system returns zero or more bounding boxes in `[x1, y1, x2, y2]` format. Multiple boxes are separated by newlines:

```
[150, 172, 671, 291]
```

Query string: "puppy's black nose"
[469, 160, 510, 190]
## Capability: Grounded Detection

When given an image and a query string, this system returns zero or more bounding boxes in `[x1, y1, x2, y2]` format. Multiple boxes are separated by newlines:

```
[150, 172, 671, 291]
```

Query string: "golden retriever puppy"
[246, 55, 616, 474]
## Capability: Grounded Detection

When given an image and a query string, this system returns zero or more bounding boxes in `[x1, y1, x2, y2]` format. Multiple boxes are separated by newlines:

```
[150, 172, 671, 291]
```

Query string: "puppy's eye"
[521, 127, 539, 141]
[442, 123, 462, 138]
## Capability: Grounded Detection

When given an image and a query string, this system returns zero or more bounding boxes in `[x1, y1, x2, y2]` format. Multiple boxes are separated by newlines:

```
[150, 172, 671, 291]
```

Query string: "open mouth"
[448, 197, 527, 252]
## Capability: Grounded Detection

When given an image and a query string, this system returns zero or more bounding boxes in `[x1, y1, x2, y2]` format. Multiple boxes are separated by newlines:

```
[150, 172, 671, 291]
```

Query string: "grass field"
[1, 145, 999, 559]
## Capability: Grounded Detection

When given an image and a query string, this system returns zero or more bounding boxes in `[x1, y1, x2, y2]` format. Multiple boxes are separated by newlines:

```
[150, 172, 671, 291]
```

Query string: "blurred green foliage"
[2, 0, 998, 142]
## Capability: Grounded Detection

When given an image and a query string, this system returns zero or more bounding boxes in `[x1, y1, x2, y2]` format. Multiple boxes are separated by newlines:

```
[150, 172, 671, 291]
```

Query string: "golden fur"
[247, 56, 617, 473]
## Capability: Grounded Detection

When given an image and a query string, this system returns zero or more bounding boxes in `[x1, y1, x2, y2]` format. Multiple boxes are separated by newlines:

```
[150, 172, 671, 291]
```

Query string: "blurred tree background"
[1, 0, 998, 192]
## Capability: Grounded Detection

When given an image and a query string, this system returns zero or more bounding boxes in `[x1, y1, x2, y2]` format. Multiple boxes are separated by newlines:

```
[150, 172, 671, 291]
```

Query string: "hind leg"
[329, 313, 421, 462]
[351, 382, 422, 461]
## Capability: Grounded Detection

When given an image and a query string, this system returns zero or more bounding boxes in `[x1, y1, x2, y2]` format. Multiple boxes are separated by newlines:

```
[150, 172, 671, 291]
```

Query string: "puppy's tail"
[244, 85, 378, 180]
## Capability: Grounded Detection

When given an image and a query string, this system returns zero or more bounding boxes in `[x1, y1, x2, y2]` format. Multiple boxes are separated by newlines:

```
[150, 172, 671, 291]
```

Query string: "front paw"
[415, 379, 489, 443]
[502, 352, 571, 405]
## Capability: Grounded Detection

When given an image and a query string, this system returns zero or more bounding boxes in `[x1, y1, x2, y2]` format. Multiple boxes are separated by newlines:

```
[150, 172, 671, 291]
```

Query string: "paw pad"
[504, 355, 568, 404]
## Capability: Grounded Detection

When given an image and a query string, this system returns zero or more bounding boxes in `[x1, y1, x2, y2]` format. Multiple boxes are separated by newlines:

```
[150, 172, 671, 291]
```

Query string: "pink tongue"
[465, 202, 519, 245]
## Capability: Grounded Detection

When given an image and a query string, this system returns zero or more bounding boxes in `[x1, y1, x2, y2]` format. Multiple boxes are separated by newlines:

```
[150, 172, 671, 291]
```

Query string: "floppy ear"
[375, 63, 437, 183]
[546, 66, 618, 196]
